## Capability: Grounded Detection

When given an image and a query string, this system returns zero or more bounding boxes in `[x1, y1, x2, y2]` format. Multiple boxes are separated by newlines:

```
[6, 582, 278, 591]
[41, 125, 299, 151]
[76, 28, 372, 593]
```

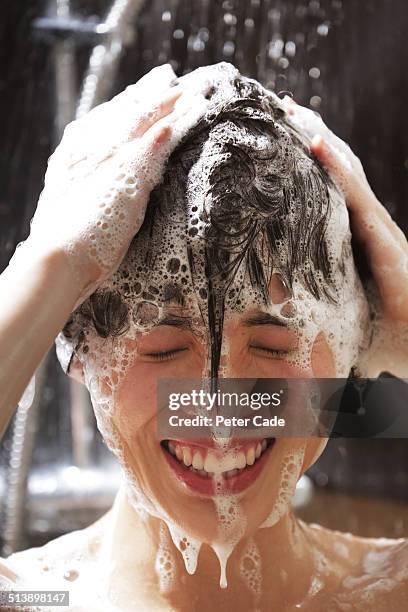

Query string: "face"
[72, 268, 337, 546]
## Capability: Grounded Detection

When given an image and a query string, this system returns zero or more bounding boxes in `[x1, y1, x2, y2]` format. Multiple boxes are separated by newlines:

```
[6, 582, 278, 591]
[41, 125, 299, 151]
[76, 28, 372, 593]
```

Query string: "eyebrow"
[154, 310, 288, 331]
[155, 314, 194, 330]
[162, 284, 185, 306]
[241, 312, 288, 327]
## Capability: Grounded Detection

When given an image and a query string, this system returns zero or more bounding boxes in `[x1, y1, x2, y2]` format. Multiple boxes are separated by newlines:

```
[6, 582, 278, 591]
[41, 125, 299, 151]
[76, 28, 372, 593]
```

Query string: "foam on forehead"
[57, 61, 370, 379]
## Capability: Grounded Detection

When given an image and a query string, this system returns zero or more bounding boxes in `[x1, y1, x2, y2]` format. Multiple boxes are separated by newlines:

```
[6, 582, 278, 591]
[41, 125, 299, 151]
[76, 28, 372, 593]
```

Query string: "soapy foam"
[167, 523, 202, 576]
[155, 522, 176, 593]
[261, 444, 306, 528]
[239, 537, 262, 602]
[212, 473, 247, 588]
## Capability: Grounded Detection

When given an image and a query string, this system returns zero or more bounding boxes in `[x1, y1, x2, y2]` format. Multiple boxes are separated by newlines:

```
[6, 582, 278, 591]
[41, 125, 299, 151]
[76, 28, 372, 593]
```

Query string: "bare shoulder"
[333, 536, 408, 610]
[305, 521, 408, 611]
[0, 512, 109, 587]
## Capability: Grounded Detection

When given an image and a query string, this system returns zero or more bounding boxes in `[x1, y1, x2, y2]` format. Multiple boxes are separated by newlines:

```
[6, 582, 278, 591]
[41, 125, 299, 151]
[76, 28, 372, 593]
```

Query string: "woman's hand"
[22, 64, 209, 306]
[282, 96, 408, 326]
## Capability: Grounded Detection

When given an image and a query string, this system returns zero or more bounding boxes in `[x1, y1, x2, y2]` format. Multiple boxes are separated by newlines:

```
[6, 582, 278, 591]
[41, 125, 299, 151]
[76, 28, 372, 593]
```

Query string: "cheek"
[112, 354, 206, 441]
[249, 358, 304, 378]
[113, 364, 158, 439]
[311, 331, 336, 377]
[300, 331, 333, 471]
[301, 438, 328, 473]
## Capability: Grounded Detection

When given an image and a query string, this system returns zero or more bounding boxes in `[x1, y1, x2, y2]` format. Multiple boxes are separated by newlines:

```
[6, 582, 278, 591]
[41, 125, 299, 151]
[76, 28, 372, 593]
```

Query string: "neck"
[99, 485, 322, 610]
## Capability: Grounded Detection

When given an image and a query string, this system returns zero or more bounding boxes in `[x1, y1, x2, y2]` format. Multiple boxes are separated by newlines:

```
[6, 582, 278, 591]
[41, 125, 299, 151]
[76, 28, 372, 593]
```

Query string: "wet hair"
[63, 76, 343, 379]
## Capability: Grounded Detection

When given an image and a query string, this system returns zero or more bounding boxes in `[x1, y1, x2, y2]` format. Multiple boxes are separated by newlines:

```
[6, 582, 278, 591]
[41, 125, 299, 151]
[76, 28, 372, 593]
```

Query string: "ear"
[67, 354, 85, 385]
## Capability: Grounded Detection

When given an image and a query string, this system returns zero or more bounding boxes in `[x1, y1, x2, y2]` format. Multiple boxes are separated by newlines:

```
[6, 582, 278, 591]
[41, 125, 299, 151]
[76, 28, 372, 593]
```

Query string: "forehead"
[110, 252, 297, 333]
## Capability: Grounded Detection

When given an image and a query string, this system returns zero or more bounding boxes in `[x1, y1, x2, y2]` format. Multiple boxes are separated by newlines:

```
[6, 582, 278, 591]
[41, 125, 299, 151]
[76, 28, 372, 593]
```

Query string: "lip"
[160, 438, 275, 496]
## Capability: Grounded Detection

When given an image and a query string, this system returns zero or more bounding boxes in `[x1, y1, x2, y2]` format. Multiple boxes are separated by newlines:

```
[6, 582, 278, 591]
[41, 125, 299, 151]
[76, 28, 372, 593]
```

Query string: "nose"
[207, 342, 248, 380]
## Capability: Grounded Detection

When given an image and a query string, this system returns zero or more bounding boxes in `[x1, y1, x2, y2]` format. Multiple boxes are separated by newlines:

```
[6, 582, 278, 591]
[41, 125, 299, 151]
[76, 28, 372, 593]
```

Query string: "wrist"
[8, 238, 83, 309]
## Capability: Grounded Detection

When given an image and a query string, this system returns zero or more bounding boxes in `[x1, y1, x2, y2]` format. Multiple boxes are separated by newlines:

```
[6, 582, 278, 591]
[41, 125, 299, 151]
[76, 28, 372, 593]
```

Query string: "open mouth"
[160, 438, 275, 495]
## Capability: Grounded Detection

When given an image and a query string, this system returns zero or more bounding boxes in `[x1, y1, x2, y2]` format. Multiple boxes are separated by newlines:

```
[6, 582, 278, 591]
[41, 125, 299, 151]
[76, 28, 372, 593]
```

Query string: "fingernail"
[164, 87, 183, 102]
[154, 125, 172, 146]
[311, 134, 324, 148]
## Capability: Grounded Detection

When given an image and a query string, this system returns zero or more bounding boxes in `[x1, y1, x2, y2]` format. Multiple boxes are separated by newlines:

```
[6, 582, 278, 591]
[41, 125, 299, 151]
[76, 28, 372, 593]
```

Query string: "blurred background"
[0, 0, 407, 556]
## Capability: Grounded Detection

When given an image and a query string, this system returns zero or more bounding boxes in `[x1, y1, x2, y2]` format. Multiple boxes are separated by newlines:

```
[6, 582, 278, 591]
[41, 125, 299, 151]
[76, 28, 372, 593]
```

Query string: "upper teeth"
[166, 439, 269, 474]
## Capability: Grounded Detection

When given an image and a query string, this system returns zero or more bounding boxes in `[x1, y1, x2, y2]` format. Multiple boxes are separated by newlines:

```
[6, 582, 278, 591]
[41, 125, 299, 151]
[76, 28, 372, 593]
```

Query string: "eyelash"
[143, 346, 290, 362]
[250, 345, 289, 358]
[143, 348, 187, 361]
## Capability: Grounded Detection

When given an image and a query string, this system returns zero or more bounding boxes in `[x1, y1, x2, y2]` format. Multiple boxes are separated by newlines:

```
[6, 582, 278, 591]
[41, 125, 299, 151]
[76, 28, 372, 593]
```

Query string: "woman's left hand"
[282, 96, 408, 327]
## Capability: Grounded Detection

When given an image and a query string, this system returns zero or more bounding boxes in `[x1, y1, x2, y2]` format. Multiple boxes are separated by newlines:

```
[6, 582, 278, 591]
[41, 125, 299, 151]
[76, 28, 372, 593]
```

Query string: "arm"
[0, 246, 80, 437]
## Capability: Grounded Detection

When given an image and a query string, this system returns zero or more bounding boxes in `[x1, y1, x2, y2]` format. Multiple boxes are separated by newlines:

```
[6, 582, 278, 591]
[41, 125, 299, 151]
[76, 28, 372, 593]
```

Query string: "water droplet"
[285, 41, 296, 57]
[279, 57, 289, 69]
[268, 39, 284, 60]
[223, 41, 235, 57]
[224, 13, 237, 26]
[310, 95, 322, 109]
[309, 67, 321, 79]
[317, 22, 330, 36]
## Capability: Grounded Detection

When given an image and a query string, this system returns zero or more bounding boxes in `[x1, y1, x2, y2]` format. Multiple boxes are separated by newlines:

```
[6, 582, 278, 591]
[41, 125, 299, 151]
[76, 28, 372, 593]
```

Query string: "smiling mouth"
[160, 438, 275, 494]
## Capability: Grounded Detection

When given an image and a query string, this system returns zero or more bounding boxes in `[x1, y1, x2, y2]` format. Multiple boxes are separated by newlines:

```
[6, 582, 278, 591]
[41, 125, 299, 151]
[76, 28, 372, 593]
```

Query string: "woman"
[0, 63, 407, 611]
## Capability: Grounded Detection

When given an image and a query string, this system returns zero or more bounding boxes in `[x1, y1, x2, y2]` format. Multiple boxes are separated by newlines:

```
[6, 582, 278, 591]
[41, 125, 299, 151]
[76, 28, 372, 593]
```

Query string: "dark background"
[0, 0, 407, 546]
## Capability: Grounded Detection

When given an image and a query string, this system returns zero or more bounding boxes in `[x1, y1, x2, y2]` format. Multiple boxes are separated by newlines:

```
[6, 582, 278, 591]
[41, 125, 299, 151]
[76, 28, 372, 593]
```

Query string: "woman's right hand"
[22, 64, 209, 306]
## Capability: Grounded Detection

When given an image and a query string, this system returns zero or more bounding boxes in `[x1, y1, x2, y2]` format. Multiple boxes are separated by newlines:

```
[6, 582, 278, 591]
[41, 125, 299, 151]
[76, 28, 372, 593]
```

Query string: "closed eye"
[249, 345, 290, 358]
[141, 348, 188, 362]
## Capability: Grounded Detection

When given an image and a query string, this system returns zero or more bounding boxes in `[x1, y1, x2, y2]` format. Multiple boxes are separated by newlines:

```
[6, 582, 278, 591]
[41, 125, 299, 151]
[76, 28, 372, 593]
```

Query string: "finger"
[312, 135, 406, 245]
[281, 95, 297, 114]
[311, 134, 353, 185]
[60, 65, 179, 147]
[117, 73, 212, 143]
[284, 100, 354, 165]
[149, 124, 172, 149]
[287, 102, 365, 178]
[134, 91, 209, 153]
[285, 102, 326, 139]
[118, 93, 209, 192]
[312, 137, 408, 319]
[53, 85, 183, 171]
[312, 135, 372, 203]
[311, 134, 381, 226]
[144, 91, 209, 148]
[129, 86, 183, 139]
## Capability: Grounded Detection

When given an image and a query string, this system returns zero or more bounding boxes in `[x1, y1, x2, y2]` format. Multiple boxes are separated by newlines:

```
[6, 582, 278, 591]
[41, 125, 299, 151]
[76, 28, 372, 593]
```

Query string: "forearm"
[0, 245, 81, 437]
